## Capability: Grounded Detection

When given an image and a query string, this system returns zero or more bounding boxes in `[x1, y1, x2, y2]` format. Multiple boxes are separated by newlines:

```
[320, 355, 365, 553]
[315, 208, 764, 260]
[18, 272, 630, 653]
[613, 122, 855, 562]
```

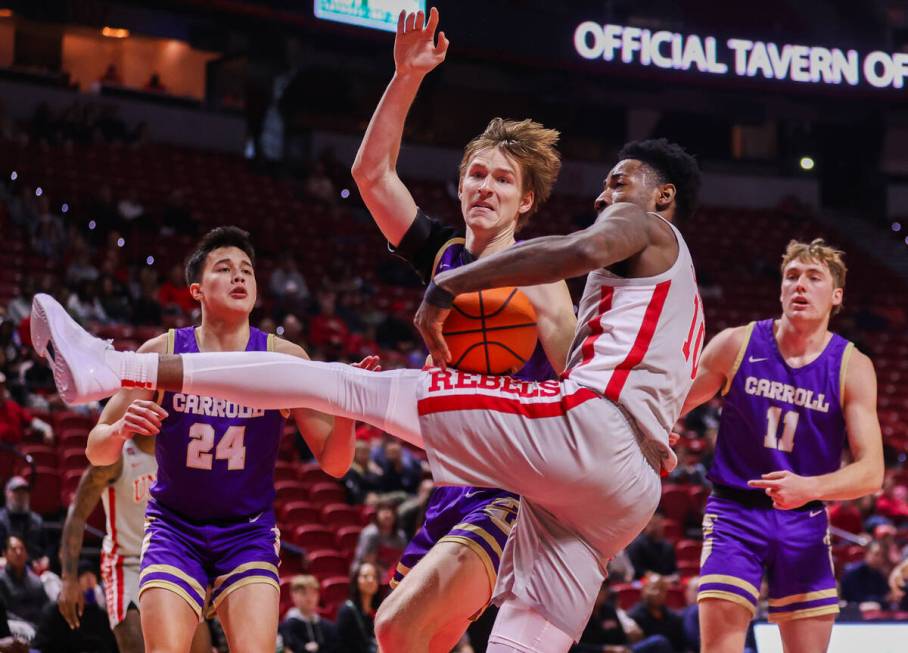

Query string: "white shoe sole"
[31, 293, 109, 404]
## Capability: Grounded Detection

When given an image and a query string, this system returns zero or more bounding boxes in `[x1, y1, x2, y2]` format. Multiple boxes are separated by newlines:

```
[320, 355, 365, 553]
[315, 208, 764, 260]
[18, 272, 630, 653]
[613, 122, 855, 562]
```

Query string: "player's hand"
[747, 470, 817, 510]
[394, 7, 449, 78]
[116, 399, 167, 438]
[352, 355, 382, 372]
[414, 300, 451, 370]
[57, 575, 84, 629]
[669, 431, 681, 447]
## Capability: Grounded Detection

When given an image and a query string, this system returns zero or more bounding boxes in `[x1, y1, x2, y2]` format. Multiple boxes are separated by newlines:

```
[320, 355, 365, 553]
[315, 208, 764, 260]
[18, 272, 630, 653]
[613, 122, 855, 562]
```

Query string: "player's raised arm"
[58, 460, 122, 629]
[86, 335, 168, 467]
[681, 326, 748, 416]
[351, 7, 449, 246]
[414, 202, 653, 364]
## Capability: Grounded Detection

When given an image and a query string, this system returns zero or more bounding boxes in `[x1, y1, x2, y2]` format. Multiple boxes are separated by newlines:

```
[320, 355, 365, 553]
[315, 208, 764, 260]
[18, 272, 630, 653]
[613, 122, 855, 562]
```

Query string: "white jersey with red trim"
[564, 214, 704, 470]
[100, 439, 156, 561]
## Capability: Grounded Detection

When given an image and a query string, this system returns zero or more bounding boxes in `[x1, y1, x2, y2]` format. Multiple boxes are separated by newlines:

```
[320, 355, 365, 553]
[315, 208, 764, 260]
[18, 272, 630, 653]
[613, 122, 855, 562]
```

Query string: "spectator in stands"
[159, 188, 196, 236]
[667, 444, 708, 486]
[0, 536, 48, 629]
[66, 281, 108, 325]
[97, 275, 132, 324]
[828, 499, 865, 535]
[874, 478, 908, 525]
[116, 188, 144, 227]
[7, 185, 38, 230]
[280, 315, 307, 349]
[626, 513, 677, 579]
[30, 197, 64, 260]
[606, 549, 636, 584]
[889, 556, 908, 609]
[0, 374, 53, 445]
[681, 576, 700, 652]
[304, 162, 336, 206]
[5, 280, 35, 327]
[397, 478, 434, 539]
[84, 185, 120, 241]
[343, 439, 379, 505]
[308, 291, 349, 356]
[65, 248, 99, 286]
[352, 500, 407, 577]
[841, 541, 892, 605]
[874, 524, 903, 570]
[0, 324, 19, 378]
[572, 580, 673, 653]
[17, 350, 59, 409]
[371, 438, 421, 496]
[270, 253, 310, 315]
[336, 562, 381, 653]
[0, 478, 48, 566]
[31, 563, 116, 653]
[99, 63, 122, 86]
[627, 574, 685, 653]
[279, 575, 339, 653]
[157, 264, 195, 317]
[0, 594, 26, 653]
[143, 73, 167, 93]
[131, 269, 163, 326]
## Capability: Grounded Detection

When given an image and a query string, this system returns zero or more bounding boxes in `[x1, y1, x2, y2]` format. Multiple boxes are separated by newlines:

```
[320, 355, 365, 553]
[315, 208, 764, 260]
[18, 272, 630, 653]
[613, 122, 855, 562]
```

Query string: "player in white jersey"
[33, 138, 703, 653]
[57, 435, 209, 653]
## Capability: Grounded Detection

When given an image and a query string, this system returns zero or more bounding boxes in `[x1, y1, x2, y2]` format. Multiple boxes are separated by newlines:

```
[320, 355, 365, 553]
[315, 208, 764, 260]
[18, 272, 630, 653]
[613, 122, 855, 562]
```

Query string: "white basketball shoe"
[30, 293, 124, 404]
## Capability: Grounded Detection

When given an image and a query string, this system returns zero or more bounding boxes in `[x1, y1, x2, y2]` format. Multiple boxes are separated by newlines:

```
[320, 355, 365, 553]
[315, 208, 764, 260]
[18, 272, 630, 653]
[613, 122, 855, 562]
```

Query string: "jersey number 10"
[763, 407, 799, 453]
[186, 423, 247, 470]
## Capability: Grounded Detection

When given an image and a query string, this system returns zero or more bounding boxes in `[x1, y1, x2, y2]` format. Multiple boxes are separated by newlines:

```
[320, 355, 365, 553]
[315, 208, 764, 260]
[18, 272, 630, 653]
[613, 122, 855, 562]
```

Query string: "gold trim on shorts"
[768, 604, 839, 623]
[698, 574, 760, 600]
[697, 590, 757, 616]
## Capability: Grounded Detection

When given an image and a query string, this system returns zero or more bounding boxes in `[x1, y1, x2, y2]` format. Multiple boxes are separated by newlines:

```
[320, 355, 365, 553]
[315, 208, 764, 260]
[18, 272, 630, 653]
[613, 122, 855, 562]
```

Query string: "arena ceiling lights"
[574, 22, 908, 90]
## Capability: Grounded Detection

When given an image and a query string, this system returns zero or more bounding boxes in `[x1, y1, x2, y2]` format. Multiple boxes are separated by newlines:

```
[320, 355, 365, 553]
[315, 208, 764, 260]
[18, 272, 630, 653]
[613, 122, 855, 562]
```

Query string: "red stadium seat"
[677, 560, 700, 578]
[53, 412, 94, 433]
[279, 576, 294, 616]
[319, 576, 350, 606]
[61, 468, 84, 502]
[298, 464, 335, 488]
[292, 525, 336, 552]
[675, 539, 702, 563]
[306, 550, 350, 580]
[274, 481, 308, 504]
[18, 444, 58, 470]
[320, 503, 361, 529]
[662, 518, 682, 543]
[24, 466, 62, 515]
[335, 526, 363, 553]
[278, 501, 321, 527]
[61, 448, 89, 472]
[360, 504, 377, 526]
[613, 584, 641, 610]
[274, 461, 297, 483]
[59, 428, 89, 449]
[687, 485, 709, 516]
[308, 483, 346, 506]
[666, 585, 687, 610]
[659, 485, 693, 525]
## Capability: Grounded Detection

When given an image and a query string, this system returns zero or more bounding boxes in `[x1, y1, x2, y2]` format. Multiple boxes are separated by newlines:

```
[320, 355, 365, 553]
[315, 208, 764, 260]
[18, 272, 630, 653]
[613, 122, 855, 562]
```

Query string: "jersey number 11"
[763, 407, 799, 453]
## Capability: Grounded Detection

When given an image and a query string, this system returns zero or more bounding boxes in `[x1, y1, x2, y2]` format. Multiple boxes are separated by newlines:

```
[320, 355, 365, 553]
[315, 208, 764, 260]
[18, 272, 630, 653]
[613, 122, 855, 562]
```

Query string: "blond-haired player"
[351, 8, 575, 652]
[681, 239, 882, 653]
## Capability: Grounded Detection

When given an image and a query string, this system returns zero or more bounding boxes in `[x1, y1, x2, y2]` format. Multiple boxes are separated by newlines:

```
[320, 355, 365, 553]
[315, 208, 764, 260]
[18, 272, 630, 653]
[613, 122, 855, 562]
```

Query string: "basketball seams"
[443, 322, 537, 337]
[478, 290, 491, 374]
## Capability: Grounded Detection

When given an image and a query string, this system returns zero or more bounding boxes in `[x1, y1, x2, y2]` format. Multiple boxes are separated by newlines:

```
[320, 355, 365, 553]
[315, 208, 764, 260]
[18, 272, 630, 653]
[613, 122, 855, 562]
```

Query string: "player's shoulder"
[844, 345, 875, 379]
[138, 332, 170, 354]
[269, 335, 311, 360]
[713, 323, 753, 352]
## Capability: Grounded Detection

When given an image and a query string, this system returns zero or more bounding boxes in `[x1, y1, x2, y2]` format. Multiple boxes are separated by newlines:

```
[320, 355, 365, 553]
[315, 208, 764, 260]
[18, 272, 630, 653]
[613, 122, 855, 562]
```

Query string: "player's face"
[595, 159, 673, 217]
[459, 147, 534, 235]
[780, 258, 842, 323]
[192, 246, 257, 317]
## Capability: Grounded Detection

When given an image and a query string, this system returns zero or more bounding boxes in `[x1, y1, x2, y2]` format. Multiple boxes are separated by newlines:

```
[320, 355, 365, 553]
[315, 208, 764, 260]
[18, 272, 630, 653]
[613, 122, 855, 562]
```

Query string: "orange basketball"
[442, 287, 538, 375]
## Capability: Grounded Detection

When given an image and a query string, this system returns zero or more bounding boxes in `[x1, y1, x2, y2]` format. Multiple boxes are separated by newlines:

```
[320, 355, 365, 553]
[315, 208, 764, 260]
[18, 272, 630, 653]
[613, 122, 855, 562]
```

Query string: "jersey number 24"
[186, 423, 247, 470]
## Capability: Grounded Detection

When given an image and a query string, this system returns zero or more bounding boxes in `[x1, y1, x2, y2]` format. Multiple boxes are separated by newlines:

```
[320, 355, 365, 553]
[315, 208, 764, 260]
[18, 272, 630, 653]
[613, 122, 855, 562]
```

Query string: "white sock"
[105, 350, 159, 391]
[180, 351, 425, 448]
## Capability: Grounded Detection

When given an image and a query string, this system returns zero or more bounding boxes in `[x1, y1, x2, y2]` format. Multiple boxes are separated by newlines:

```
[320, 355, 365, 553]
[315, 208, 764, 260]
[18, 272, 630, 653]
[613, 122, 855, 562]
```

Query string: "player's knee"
[376, 596, 428, 648]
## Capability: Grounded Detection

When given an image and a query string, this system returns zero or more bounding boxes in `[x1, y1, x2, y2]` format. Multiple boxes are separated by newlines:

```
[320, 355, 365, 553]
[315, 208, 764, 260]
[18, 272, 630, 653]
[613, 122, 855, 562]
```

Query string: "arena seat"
[335, 526, 363, 553]
[319, 576, 350, 606]
[292, 525, 336, 552]
[308, 483, 346, 506]
[320, 503, 361, 529]
[24, 466, 62, 515]
[278, 501, 321, 528]
[306, 550, 350, 580]
[613, 584, 641, 610]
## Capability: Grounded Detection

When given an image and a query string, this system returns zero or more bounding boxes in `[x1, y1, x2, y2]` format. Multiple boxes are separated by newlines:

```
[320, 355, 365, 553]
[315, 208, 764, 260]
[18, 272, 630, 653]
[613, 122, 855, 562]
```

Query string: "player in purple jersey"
[681, 239, 883, 653]
[350, 8, 576, 651]
[81, 227, 373, 653]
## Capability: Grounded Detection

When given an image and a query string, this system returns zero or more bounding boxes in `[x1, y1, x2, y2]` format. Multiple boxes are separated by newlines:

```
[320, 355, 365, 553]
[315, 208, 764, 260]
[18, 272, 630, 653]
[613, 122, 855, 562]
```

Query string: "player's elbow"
[351, 156, 383, 189]
[865, 461, 884, 495]
[320, 459, 349, 479]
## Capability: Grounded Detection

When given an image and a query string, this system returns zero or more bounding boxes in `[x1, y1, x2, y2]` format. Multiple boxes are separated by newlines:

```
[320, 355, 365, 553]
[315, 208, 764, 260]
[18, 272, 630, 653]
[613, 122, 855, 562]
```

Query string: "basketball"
[442, 287, 538, 375]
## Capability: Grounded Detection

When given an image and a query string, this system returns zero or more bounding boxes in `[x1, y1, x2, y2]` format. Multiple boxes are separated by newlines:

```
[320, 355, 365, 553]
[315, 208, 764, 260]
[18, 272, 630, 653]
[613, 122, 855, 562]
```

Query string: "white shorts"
[416, 372, 662, 641]
[101, 552, 140, 629]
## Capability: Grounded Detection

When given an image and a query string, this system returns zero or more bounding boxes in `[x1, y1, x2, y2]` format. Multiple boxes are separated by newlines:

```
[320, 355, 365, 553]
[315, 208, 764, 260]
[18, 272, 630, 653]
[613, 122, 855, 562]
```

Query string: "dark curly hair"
[617, 139, 701, 221]
[184, 226, 256, 285]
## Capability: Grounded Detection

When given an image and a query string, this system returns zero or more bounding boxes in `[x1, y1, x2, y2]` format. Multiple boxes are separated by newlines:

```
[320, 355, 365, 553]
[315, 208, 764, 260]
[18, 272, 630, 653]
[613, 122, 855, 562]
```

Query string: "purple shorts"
[139, 499, 280, 619]
[392, 487, 518, 606]
[697, 494, 839, 623]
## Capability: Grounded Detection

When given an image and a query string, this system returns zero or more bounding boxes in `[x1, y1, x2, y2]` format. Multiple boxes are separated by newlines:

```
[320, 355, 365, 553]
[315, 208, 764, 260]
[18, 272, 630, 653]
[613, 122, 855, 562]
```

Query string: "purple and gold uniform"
[389, 210, 554, 607]
[699, 319, 854, 622]
[139, 327, 286, 618]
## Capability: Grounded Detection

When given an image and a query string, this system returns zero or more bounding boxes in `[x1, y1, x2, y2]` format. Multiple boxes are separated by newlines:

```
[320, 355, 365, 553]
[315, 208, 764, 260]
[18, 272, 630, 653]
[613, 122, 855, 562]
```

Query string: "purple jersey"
[709, 319, 854, 492]
[152, 327, 286, 520]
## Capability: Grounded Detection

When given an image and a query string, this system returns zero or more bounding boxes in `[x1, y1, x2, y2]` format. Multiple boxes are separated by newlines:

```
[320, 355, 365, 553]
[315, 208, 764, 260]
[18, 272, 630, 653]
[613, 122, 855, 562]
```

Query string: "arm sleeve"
[389, 209, 460, 284]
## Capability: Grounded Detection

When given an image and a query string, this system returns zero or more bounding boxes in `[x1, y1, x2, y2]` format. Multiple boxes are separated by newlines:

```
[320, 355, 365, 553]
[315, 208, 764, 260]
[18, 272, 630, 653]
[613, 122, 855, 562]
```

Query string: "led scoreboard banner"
[574, 22, 908, 90]
[315, 0, 426, 32]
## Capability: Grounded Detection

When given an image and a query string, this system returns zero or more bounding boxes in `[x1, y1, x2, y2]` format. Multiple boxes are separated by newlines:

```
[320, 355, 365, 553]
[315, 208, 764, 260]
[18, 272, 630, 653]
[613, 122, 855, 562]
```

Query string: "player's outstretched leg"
[32, 293, 425, 446]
